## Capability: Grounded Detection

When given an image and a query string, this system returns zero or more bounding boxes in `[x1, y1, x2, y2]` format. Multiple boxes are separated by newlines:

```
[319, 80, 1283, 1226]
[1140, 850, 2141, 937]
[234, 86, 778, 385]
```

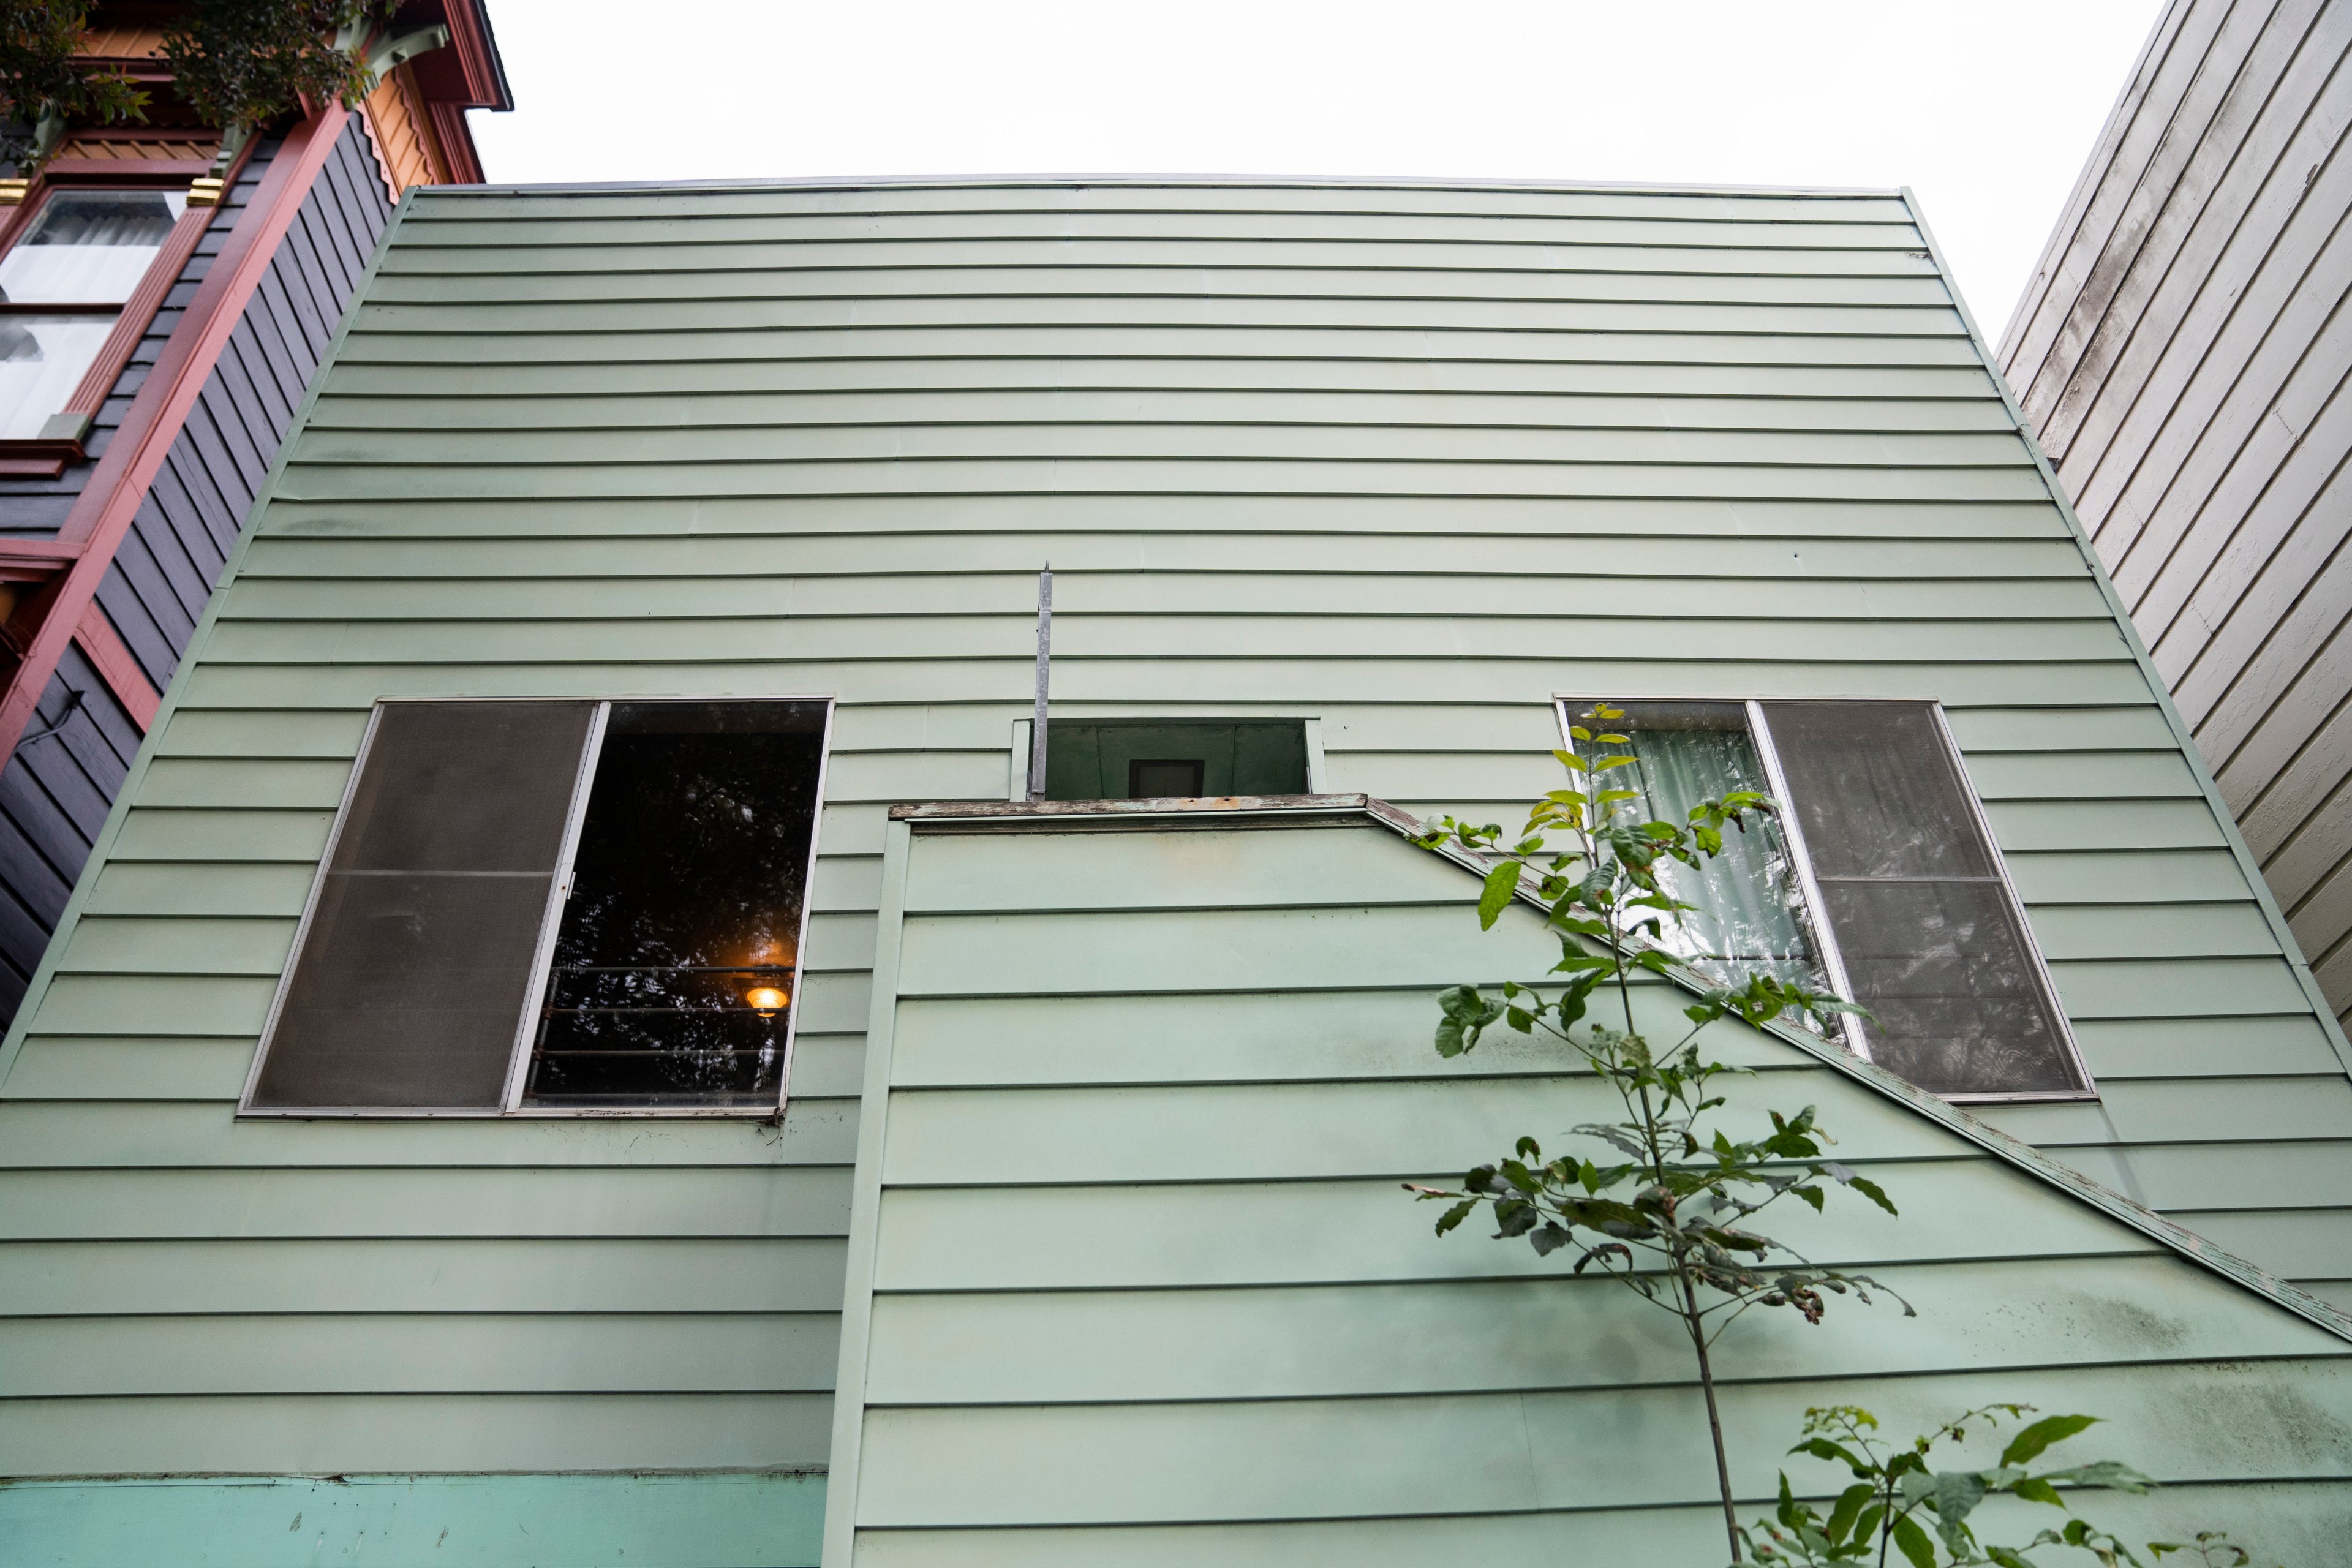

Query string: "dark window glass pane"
[1045, 720, 1307, 799]
[1763, 701, 2081, 1095]
[524, 700, 826, 1109]
[252, 703, 595, 1110]
[1130, 758, 1205, 797]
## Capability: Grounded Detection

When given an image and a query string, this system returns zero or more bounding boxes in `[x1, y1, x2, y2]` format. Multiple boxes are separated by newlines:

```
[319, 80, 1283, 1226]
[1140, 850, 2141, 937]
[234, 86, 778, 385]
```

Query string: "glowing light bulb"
[744, 986, 788, 1018]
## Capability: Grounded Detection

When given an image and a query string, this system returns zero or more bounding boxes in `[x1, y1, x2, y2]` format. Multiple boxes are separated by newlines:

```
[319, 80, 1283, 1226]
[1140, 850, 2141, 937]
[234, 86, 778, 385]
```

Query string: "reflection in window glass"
[0, 189, 184, 304]
[0, 314, 114, 437]
[1585, 702, 1833, 999]
[524, 701, 826, 1109]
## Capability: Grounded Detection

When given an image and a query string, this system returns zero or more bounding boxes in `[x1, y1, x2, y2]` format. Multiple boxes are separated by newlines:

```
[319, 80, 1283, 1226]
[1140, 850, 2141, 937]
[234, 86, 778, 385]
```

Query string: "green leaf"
[1790, 1436, 1872, 1476]
[1929, 1470, 1989, 1555]
[2000, 1414, 2097, 1469]
[1434, 985, 1502, 1057]
[2040, 1460, 2155, 1496]
[1845, 1174, 1899, 1216]
[1478, 861, 1521, 929]
[1433, 1198, 1476, 1235]
[1890, 1513, 1937, 1568]
[1825, 1482, 1874, 1544]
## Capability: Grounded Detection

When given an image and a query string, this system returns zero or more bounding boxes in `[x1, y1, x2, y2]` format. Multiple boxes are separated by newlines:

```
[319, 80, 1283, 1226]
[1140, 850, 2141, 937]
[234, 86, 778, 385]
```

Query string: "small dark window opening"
[525, 701, 826, 1109]
[1129, 758, 1206, 797]
[1046, 720, 1308, 799]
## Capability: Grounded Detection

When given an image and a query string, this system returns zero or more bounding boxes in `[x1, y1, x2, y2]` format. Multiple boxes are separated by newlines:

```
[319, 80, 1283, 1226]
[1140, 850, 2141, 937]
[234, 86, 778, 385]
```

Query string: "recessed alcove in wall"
[1007, 718, 1326, 800]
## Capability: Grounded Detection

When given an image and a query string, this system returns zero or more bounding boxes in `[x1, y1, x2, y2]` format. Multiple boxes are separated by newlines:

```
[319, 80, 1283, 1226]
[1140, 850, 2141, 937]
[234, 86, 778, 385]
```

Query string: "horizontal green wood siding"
[832, 819, 2352, 1565]
[1, 180, 2345, 1528]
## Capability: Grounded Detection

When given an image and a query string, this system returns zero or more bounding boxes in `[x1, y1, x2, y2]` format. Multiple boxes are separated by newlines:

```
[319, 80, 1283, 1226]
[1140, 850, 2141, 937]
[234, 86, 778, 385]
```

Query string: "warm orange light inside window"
[744, 985, 788, 1017]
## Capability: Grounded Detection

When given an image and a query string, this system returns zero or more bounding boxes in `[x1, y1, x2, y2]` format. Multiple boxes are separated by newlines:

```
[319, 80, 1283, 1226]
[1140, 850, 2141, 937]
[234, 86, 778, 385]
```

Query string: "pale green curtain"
[1593, 723, 1829, 996]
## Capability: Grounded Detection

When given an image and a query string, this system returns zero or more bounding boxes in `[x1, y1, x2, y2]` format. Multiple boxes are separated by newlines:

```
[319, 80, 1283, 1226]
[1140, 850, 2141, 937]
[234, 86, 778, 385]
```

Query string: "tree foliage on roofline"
[0, 1, 148, 174]
[162, 0, 394, 135]
[1, 1, 393, 176]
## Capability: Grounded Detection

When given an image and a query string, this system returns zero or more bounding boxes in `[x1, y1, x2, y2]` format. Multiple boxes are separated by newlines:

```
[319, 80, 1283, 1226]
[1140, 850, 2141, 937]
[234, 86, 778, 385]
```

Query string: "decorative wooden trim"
[357, 62, 449, 198]
[437, 0, 512, 112]
[0, 539, 80, 567]
[0, 107, 350, 764]
[428, 100, 482, 184]
[70, 24, 170, 61]
[40, 157, 211, 182]
[69, 601, 158, 731]
[355, 99, 401, 203]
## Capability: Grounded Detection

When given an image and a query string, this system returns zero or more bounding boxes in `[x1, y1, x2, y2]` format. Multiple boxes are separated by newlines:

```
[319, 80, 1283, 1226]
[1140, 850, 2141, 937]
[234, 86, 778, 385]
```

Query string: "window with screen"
[1562, 698, 2087, 1100]
[0, 189, 186, 440]
[244, 698, 831, 1116]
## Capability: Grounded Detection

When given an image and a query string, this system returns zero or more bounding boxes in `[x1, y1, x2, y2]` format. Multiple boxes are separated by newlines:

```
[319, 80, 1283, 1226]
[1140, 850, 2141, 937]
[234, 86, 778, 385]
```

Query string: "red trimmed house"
[0, 2, 508, 1023]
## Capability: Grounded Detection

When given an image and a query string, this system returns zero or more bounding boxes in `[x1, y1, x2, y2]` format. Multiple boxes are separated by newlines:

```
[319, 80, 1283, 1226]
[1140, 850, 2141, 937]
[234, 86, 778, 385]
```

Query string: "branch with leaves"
[0, 1, 148, 175]
[1408, 703, 1910, 1561]
[1741, 1404, 2269, 1568]
[162, 0, 391, 134]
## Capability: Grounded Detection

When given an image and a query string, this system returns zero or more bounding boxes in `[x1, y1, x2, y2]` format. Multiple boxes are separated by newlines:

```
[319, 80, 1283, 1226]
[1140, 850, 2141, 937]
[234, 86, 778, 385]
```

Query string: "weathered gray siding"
[1, 180, 2346, 1544]
[1999, 0, 2352, 1030]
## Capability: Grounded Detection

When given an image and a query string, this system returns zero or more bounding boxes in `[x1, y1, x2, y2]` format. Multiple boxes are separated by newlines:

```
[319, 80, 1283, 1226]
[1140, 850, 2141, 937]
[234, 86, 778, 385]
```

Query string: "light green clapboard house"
[5, 178, 2352, 1566]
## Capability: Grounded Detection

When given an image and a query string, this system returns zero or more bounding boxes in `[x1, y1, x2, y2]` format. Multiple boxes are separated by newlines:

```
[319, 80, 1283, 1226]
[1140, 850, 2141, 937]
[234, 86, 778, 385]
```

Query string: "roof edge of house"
[409, 172, 1909, 200]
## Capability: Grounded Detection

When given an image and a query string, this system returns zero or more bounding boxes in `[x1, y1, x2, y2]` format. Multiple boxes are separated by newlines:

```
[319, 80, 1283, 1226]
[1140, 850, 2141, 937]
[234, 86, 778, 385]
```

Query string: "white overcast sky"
[466, 0, 2165, 341]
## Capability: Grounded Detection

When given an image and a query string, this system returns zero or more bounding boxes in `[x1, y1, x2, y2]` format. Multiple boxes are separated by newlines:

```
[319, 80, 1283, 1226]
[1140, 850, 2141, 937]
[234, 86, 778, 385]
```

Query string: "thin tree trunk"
[1681, 1270, 1741, 1562]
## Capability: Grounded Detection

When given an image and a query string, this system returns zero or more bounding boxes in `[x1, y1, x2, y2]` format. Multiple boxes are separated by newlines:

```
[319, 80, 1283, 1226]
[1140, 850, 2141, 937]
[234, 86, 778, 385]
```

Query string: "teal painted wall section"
[0, 178, 2348, 1544]
[832, 816, 2352, 1565]
[2, 1471, 824, 1567]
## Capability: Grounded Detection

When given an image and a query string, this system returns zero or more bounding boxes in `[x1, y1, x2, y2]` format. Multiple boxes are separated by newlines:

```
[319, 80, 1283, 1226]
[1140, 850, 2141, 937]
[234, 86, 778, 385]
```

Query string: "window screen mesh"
[1762, 701, 2079, 1095]
[249, 702, 595, 1109]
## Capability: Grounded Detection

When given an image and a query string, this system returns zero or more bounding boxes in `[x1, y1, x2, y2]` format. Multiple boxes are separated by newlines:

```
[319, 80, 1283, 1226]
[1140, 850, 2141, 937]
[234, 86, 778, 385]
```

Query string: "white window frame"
[239, 694, 837, 1120]
[1553, 695, 2094, 1104]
